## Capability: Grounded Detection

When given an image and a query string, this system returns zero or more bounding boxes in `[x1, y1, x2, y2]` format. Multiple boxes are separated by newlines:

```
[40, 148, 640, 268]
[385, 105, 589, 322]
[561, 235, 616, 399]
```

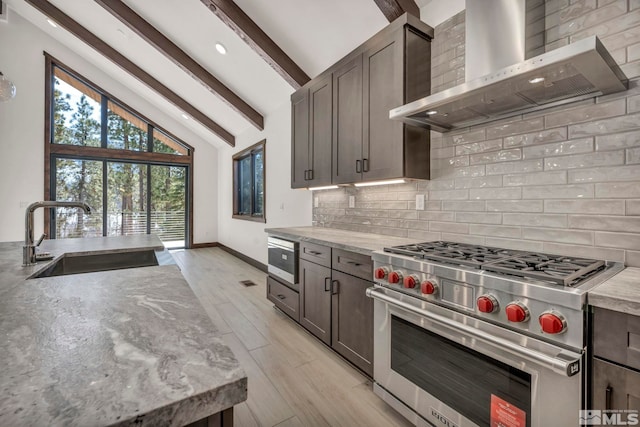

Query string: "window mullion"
[101, 96, 108, 148]
[102, 160, 107, 236]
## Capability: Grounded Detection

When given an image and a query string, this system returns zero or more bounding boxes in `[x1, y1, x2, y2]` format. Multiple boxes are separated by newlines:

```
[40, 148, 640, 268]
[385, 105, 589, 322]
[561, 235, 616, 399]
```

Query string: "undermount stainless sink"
[31, 250, 160, 279]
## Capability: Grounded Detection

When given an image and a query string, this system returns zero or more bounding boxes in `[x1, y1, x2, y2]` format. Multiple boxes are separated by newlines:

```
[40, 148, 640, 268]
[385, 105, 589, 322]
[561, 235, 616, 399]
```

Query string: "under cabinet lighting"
[354, 179, 406, 187]
[181, 114, 189, 120]
[308, 185, 339, 191]
[425, 110, 438, 115]
[47, 19, 58, 28]
[528, 77, 545, 84]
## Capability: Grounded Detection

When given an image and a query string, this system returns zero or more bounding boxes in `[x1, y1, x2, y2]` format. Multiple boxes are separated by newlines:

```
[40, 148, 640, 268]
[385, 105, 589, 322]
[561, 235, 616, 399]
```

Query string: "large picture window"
[233, 140, 265, 222]
[45, 54, 194, 248]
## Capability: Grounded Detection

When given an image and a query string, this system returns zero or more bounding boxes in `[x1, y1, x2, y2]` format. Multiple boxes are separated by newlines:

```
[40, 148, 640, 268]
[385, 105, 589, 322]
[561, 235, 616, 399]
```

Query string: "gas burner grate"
[481, 254, 605, 286]
[384, 241, 606, 287]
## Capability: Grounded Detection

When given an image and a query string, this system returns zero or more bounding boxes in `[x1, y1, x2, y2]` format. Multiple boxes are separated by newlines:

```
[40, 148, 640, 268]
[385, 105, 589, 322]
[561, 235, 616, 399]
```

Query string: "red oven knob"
[505, 302, 530, 323]
[539, 312, 567, 334]
[421, 280, 438, 295]
[388, 271, 403, 284]
[404, 275, 419, 289]
[374, 267, 389, 280]
[477, 295, 499, 313]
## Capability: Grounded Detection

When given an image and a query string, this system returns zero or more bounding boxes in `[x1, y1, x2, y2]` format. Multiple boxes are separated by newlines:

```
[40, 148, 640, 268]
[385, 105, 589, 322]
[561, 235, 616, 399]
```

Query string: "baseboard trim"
[191, 242, 219, 249]
[218, 243, 268, 273]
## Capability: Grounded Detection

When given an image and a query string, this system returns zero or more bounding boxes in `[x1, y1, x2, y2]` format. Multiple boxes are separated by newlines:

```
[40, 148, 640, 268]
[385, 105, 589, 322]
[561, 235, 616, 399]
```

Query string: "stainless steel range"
[367, 241, 624, 427]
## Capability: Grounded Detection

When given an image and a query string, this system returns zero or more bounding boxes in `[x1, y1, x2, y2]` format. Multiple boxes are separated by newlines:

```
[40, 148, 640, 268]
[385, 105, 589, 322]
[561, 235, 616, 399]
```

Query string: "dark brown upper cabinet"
[290, 14, 433, 188]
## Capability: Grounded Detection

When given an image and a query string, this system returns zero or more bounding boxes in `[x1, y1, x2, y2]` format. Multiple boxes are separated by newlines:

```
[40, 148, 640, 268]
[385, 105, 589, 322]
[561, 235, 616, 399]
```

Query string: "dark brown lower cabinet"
[592, 358, 640, 411]
[266, 276, 300, 322]
[299, 258, 332, 345]
[331, 270, 374, 376]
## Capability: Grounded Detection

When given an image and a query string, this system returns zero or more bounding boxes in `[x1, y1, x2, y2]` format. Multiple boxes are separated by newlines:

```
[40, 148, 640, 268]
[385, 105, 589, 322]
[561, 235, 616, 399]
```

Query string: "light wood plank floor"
[171, 247, 412, 427]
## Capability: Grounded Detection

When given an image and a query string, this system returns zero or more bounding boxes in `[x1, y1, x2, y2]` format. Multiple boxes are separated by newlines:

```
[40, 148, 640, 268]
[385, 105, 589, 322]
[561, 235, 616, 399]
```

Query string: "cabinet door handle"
[331, 279, 339, 295]
[276, 294, 286, 300]
[308, 169, 314, 180]
[345, 260, 361, 266]
[308, 250, 322, 256]
[356, 159, 362, 173]
[606, 385, 612, 411]
[324, 277, 331, 292]
[363, 158, 369, 172]
[304, 170, 309, 180]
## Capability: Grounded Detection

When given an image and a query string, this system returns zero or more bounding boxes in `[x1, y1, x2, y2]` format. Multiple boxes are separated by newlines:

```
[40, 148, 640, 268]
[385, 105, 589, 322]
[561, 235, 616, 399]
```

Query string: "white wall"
[0, 12, 218, 244]
[419, 0, 465, 27]
[217, 100, 312, 264]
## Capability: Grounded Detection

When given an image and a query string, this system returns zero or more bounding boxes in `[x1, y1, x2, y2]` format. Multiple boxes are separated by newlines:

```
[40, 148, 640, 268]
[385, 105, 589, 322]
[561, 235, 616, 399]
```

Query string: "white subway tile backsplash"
[522, 227, 593, 244]
[452, 165, 486, 178]
[442, 201, 487, 211]
[455, 139, 502, 156]
[486, 159, 544, 175]
[596, 232, 640, 250]
[545, 199, 626, 214]
[569, 164, 640, 183]
[544, 99, 626, 128]
[454, 176, 503, 189]
[569, 113, 640, 137]
[503, 128, 568, 147]
[544, 150, 624, 170]
[569, 215, 640, 232]
[486, 117, 545, 139]
[522, 138, 593, 159]
[627, 200, 640, 215]
[628, 147, 640, 163]
[469, 225, 521, 238]
[429, 189, 469, 200]
[503, 170, 567, 186]
[595, 131, 640, 151]
[595, 182, 640, 198]
[470, 149, 522, 165]
[471, 187, 522, 200]
[522, 184, 595, 199]
[455, 212, 502, 224]
[486, 200, 544, 212]
[504, 213, 568, 228]
[417, 211, 456, 221]
[430, 221, 469, 233]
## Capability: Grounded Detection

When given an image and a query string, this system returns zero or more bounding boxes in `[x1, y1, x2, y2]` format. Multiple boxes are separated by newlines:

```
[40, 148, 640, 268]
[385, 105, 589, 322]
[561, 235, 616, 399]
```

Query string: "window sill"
[232, 214, 266, 223]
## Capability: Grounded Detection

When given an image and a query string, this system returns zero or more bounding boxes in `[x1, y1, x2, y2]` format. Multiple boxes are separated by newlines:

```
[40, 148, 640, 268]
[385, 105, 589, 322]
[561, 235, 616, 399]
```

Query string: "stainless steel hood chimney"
[390, 0, 628, 133]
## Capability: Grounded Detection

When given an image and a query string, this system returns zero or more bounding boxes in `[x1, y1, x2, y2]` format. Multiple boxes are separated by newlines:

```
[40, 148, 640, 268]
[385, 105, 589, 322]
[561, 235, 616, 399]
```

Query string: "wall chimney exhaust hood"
[390, 0, 628, 133]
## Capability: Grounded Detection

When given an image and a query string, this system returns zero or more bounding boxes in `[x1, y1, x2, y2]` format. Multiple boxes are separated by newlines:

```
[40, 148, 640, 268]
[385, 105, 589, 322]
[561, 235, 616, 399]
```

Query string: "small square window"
[233, 140, 265, 222]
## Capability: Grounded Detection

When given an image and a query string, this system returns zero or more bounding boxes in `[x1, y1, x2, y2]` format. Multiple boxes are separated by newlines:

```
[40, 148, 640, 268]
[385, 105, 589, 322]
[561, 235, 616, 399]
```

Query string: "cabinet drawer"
[592, 358, 640, 412]
[267, 276, 300, 322]
[332, 249, 373, 281]
[594, 307, 640, 371]
[300, 241, 331, 267]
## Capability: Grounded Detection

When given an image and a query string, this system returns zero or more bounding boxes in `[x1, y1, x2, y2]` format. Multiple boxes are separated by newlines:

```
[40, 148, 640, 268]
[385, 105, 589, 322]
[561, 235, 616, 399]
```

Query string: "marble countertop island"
[0, 235, 247, 426]
[265, 226, 417, 255]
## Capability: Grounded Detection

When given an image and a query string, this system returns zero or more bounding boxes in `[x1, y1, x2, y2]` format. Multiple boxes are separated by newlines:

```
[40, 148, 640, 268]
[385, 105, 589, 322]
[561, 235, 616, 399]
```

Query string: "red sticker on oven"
[490, 394, 526, 427]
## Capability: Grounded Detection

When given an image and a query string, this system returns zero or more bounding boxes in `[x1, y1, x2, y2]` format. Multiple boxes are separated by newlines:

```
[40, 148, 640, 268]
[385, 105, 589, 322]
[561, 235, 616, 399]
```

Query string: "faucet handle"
[35, 233, 47, 247]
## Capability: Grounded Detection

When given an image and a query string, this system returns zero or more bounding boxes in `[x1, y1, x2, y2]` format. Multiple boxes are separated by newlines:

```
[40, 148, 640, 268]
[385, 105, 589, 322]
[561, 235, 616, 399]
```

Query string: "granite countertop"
[0, 235, 247, 426]
[265, 226, 417, 255]
[589, 267, 640, 316]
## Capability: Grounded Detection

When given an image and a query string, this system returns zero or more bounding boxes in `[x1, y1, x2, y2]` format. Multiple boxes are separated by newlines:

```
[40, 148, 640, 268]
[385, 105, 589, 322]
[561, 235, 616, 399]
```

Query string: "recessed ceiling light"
[47, 19, 58, 28]
[181, 114, 189, 120]
[529, 77, 545, 84]
[215, 43, 227, 55]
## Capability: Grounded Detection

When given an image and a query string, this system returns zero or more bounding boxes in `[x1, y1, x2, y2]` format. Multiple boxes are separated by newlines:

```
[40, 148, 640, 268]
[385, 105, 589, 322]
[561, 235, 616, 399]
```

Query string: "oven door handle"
[367, 287, 582, 377]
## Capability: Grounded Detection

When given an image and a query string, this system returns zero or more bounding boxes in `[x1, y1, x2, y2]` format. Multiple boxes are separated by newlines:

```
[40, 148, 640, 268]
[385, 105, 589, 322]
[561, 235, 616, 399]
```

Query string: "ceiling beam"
[373, 0, 420, 22]
[199, 0, 310, 89]
[94, 0, 264, 131]
[25, 0, 235, 146]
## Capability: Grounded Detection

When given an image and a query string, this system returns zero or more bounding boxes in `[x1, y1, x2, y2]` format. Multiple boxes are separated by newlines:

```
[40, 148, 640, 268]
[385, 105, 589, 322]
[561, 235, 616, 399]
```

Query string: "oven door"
[367, 286, 583, 427]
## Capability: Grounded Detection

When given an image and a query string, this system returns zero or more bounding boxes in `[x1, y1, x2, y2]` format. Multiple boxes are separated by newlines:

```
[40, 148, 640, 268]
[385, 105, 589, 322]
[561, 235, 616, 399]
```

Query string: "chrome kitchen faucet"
[23, 201, 91, 266]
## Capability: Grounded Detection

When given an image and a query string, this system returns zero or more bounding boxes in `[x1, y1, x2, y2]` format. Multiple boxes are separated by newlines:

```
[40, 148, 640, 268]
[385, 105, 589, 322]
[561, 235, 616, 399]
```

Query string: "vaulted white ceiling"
[6, 0, 395, 148]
